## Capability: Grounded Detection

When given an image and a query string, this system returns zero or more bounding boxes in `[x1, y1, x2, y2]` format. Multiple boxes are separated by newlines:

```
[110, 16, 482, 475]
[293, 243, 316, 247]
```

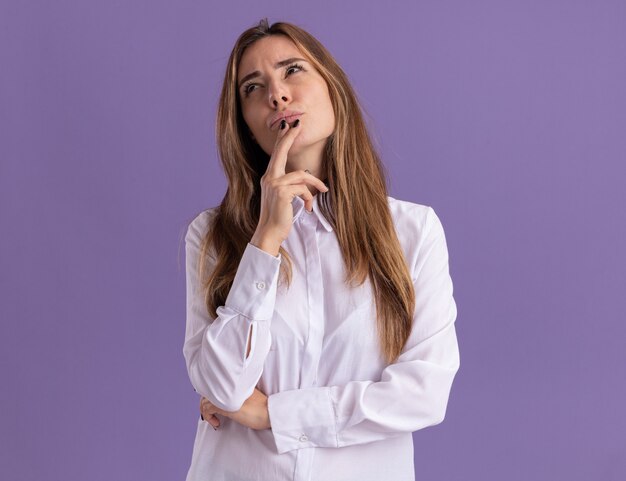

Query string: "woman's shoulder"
[386, 196, 448, 271]
[386, 195, 434, 234]
[185, 206, 219, 243]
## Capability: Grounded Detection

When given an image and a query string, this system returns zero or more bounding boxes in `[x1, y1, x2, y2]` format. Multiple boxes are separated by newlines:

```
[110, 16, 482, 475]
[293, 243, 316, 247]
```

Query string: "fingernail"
[293, 119, 300, 128]
[280, 119, 286, 129]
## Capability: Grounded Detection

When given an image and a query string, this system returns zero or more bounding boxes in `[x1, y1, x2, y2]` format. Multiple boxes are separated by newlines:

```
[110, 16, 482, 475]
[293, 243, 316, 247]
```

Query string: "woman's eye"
[242, 64, 304, 97]
[286, 63, 304, 75]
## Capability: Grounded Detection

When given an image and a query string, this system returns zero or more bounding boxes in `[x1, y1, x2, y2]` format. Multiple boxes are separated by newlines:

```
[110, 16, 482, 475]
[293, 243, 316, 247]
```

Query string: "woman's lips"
[272, 113, 303, 130]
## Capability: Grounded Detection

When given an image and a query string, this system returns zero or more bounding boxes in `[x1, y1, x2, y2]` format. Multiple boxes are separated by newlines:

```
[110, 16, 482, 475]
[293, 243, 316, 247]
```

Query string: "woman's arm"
[266, 207, 460, 454]
[200, 388, 271, 431]
[183, 210, 281, 413]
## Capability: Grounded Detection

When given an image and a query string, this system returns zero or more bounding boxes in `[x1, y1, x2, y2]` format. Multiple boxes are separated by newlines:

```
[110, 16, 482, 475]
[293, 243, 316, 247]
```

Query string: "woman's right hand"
[250, 119, 329, 254]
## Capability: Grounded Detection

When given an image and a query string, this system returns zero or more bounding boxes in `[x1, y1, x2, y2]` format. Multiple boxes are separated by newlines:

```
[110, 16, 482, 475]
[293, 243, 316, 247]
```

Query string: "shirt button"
[256, 281, 266, 290]
[299, 434, 308, 442]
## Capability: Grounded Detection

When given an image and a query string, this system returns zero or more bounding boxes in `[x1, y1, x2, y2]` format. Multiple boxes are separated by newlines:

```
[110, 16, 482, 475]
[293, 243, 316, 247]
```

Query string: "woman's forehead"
[238, 36, 303, 73]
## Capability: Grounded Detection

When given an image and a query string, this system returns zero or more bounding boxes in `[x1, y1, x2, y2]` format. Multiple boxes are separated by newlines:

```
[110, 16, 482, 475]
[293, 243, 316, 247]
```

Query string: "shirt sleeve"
[183, 210, 282, 413]
[267, 206, 460, 454]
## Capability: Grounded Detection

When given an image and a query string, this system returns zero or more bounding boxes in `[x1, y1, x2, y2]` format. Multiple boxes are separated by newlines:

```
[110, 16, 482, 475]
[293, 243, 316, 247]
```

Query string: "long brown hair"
[195, 18, 415, 365]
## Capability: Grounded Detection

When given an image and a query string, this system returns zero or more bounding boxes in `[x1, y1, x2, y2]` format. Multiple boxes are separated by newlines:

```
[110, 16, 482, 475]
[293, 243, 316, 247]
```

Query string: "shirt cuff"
[224, 242, 282, 321]
[267, 386, 338, 454]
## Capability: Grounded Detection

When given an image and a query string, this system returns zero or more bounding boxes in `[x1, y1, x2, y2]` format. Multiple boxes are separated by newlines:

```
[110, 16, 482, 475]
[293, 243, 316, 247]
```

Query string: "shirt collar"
[291, 193, 333, 232]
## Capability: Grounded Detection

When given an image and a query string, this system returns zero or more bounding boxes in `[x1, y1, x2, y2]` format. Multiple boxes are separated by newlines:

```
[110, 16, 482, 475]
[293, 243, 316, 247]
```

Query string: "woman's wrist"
[250, 232, 282, 257]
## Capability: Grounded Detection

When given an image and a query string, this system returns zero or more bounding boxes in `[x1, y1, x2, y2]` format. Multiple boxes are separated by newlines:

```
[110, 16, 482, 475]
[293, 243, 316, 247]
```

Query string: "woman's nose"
[268, 83, 290, 107]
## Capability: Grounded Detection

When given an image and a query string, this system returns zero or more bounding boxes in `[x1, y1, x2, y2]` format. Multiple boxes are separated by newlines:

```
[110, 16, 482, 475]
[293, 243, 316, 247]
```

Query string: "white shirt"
[183, 193, 460, 481]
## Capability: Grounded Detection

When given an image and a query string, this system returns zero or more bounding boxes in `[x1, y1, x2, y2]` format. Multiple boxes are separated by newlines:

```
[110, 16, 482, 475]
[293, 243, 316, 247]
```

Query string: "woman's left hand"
[200, 388, 271, 431]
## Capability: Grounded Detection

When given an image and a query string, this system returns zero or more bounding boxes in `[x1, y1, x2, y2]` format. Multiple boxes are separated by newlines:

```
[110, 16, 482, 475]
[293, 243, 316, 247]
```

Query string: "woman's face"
[237, 35, 335, 159]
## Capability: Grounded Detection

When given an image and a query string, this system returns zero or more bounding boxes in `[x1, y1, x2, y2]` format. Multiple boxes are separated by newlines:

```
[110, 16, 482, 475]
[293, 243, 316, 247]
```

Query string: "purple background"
[2, 1, 624, 480]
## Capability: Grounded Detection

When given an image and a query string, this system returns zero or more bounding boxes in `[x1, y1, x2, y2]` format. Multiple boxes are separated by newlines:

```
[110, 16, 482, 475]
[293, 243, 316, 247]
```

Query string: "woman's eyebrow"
[238, 57, 307, 89]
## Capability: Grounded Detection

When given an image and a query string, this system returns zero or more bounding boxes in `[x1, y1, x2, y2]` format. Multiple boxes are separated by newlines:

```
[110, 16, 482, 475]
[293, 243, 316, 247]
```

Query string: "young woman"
[183, 18, 460, 481]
